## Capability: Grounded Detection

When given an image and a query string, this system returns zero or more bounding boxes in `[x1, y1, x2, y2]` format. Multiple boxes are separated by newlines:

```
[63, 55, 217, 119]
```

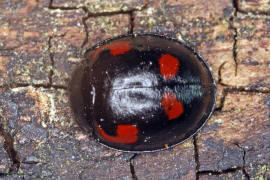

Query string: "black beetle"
[69, 34, 216, 152]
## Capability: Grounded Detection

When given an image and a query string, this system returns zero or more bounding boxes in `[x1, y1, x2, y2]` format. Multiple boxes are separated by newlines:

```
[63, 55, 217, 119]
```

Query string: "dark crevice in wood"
[232, 27, 238, 76]
[48, 0, 149, 21]
[218, 62, 226, 85]
[232, 25, 238, 76]
[233, 0, 239, 14]
[0, 83, 67, 90]
[233, 143, 251, 180]
[214, 83, 270, 111]
[242, 155, 251, 179]
[48, 0, 89, 49]
[48, 33, 67, 87]
[21, 161, 42, 165]
[0, 47, 20, 51]
[0, 34, 68, 90]
[48, 36, 54, 86]
[129, 11, 135, 35]
[0, 125, 20, 175]
[242, 164, 250, 179]
[194, 136, 200, 180]
[197, 167, 246, 176]
[231, 0, 239, 77]
[0, 172, 9, 177]
[216, 62, 228, 111]
[129, 154, 138, 180]
[81, 15, 89, 48]
[49, 2, 147, 17]
[223, 85, 270, 94]
[239, 10, 270, 16]
[88, 10, 133, 18]
[214, 88, 228, 112]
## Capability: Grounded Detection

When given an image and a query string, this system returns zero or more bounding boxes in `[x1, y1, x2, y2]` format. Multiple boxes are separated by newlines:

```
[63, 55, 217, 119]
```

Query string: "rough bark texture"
[133, 140, 196, 180]
[0, 0, 270, 179]
[51, 0, 148, 13]
[237, 0, 270, 14]
[198, 93, 270, 173]
[0, 135, 11, 175]
[199, 170, 247, 180]
[221, 13, 270, 89]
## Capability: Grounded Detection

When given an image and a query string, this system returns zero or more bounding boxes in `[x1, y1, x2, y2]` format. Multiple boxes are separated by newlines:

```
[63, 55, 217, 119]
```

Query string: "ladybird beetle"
[69, 34, 216, 152]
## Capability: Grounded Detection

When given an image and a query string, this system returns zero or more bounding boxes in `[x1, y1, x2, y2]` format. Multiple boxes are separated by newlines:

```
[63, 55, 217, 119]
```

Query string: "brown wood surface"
[0, 0, 269, 179]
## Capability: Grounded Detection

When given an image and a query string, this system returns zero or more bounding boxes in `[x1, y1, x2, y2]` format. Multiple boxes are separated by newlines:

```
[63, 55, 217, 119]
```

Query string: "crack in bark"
[21, 161, 44, 165]
[129, 11, 135, 35]
[197, 145, 251, 179]
[232, 25, 238, 76]
[233, 143, 251, 180]
[218, 62, 226, 85]
[215, 88, 228, 112]
[194, 136, 200, 180]
[222, 85, 270, 94]
[215, 62, 228, 111]
[81, 14, 90, 48]
[2, 33, 67, 90]
[49, 0, 148, 16]
[197, 167, 246, 176]
[0, 172, 9, 177]
[48, 0, 89, 49]
[219, 1, 238, 84]
[0, 125, 20, 175]
[48, 36, 54, 86]
[239, 10, 270, 16]
[0, 83, 67, 90]
[231, 0, 239, 77]
[47, 33, 68, 87]
[242, 158, 250, 179]
[129, 154, 138, 180]
[233, 0, 239, 14]
[214, 83, 270, 111]
[0, 46, 20, 51]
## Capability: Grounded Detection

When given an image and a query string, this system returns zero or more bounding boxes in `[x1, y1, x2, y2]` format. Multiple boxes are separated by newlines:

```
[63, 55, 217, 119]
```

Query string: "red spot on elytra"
[110, 41, 131, 56]
[158, 54, 180, 79]
[162, 93, 184, 120]
[92, 41, 131, 59]
[98, 124, 138, 143]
